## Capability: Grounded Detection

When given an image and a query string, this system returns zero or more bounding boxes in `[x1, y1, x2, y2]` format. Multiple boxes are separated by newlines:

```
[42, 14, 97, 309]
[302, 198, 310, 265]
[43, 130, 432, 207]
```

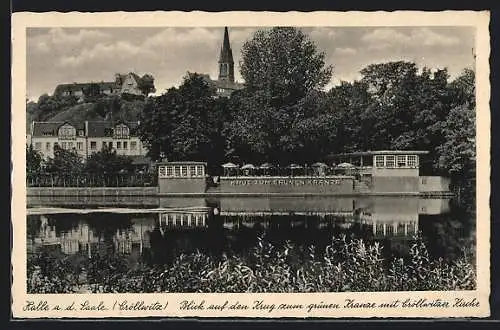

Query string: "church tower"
[218, 27, 235, 83]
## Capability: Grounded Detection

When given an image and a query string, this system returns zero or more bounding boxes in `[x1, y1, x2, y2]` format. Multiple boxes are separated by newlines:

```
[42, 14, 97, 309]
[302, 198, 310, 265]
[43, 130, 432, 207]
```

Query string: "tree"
[240, 27, 333, 106]
[45, 144, 83, 178]
[85, 145, 133, 177]
[138, 73, 227, 171]
[226, 27, 335, 165]
[26, 144, 43, 176]
[436, 69, 476, 196]
[138, 74, 156, 96]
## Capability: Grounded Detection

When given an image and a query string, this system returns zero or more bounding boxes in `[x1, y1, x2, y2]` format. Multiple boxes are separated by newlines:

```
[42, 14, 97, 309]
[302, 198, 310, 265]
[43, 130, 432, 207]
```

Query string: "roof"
[54, 81, 118, 95]
[218, 27, 234, 64]
[31, 121, 85, 136]
[188, 72, 243, 92]
[86, 121, 140, 137]
[214, 79, 243, 90]
[329, 150, 430, 157]
[158, 161, 207, 165]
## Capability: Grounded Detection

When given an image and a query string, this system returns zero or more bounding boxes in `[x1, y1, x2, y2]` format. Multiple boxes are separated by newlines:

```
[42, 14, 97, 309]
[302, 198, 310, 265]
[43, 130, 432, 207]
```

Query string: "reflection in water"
[27, 197, 473, 269]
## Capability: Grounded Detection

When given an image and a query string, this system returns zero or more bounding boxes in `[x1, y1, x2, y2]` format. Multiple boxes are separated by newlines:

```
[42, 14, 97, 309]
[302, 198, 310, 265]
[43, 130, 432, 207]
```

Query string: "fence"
[26, 173, 158, 188]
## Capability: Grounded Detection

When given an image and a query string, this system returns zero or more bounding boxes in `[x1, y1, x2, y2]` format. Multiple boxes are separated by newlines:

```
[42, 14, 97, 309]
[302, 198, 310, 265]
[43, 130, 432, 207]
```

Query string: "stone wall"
[218, 176, 355, 195]
[419, 176, 451, 192]
[371, 176, 420, 193]
[158, 177, 207, 194]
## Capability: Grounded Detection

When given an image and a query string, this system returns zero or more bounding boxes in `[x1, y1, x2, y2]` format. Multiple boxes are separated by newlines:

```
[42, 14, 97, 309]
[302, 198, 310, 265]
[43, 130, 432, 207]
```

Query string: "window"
[61, 142, 67, 149]
[102, 142, 107, 149]
[90, 141, 96, 150]
[376, 224, 384, 235]
[130, 141, 137, 150]
[34, 142, 41, 150]
[109, 141, 113, 149]
[68, 142, 74, 149]
[407, 155, 418, 167]
[58, 124, 76, 137]
[189, 165, 196, 177]
[166, 166, 173, 177]
[116, 141, 122, 149]
[114, 124, 130, 138]
[78, 130, 84, 137]
[45, 142, 51, 150]
[386, 224, 394, 236]
[181, 166, 188, 177]
[375, 155, 384, 167]
[196, 165, 204, 177]
[123, 141, 128, 149]
[159, 166, 166, 178]
[385, 155, 395, 168]
[54, 142, 59, 149]
[104, 128, 114, 137]
[77, 142, 83, 150]
[174, 166, 181, 177]
[397, 155, 407, 167]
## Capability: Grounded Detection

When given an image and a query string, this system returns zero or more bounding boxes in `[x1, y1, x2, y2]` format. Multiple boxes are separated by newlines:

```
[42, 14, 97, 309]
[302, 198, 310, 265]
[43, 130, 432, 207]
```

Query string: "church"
[194, 27, 243, 98]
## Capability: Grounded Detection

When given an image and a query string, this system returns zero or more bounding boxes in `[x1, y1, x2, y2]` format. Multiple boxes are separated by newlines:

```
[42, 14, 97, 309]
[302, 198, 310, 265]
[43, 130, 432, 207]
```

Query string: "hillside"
[26, 94, 146, 132]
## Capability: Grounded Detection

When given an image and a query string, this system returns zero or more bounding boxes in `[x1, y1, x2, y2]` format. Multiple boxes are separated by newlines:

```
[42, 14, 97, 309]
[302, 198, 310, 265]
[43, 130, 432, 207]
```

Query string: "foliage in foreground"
[27, 235, 476, 294]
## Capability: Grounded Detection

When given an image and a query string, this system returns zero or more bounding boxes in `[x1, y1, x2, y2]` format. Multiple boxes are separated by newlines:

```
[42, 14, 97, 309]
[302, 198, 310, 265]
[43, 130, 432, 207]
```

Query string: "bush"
[27, 234, 476, 293]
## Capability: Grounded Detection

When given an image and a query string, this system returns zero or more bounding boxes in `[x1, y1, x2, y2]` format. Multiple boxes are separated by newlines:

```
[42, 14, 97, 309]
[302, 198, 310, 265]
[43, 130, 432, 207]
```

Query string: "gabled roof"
[54, 81, 118, 95]
[86, 121, 141, 137]
[31, 121, 85, 136]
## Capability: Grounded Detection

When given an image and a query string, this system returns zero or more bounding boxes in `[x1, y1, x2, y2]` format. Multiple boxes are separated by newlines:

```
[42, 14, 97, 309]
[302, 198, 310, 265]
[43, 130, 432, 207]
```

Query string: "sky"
[26, 26, 475, 101]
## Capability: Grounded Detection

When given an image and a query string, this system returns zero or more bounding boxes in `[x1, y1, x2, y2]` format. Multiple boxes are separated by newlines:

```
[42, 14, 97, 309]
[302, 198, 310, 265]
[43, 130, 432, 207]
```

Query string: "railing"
[26, 173, 158, 188]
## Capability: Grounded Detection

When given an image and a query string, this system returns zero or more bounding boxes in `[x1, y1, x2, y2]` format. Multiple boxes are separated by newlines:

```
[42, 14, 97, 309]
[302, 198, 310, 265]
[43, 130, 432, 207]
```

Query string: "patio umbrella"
[222, 162, 239, 168]
[287, 164, 303, 176]
[259, 163, 274, 169]
[241, 164, 256, 170]
[311, 162, 328, 167]
[337, 162, 355, 168]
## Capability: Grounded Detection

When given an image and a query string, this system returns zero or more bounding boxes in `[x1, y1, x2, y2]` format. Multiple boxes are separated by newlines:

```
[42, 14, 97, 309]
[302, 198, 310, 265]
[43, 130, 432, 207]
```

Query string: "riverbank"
[27, 186, 455, 198]
[27, 235, 476, 293]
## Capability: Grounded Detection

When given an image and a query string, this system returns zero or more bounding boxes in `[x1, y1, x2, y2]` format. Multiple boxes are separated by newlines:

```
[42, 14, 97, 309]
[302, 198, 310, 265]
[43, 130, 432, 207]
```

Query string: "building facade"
[53, 72, 149, 99]
[30, 120, 147, 161]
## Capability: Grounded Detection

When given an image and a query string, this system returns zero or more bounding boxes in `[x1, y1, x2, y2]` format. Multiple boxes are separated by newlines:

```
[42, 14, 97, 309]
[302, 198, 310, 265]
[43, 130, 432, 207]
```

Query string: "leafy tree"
[227, 27, 335, 165]
[139, 73, 227, 171]
[36, 94, 58, 113]
[436, 69, 476, 192]
[138, 74, 157, 96]
[85, 145, 133, 176]
[240, 27, 333, 106]
[26, 144, 43, 176]
[325, 80, 374, 153]
[45, 144, 83, 178]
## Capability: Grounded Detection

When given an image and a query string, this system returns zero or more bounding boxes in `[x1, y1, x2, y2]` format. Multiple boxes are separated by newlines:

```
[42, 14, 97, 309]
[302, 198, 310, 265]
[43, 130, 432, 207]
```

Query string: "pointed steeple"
[219, 27, 234, 64]
[218, 27, 234, 82]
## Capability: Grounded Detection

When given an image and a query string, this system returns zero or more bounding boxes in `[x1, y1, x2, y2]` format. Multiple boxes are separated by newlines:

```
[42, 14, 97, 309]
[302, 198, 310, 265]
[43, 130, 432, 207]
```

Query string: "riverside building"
[29, 120, 147, 161]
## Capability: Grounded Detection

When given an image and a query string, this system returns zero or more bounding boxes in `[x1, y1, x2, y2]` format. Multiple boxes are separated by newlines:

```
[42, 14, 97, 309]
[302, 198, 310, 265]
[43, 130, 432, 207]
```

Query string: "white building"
[30, 120, 148, 161]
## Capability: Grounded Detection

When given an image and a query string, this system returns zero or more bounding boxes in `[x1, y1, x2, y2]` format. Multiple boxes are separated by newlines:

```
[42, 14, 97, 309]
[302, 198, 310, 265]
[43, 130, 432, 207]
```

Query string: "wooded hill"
[26, 93, 146, 132]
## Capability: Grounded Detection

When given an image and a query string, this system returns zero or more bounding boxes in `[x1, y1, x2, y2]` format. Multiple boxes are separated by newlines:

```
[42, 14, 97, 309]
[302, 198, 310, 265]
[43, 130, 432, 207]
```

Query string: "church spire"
[218, 27, 234, 82]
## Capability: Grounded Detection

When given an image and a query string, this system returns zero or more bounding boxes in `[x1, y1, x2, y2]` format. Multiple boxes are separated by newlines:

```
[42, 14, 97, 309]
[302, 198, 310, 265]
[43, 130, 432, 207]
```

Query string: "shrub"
[27, 234, 476, 293]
